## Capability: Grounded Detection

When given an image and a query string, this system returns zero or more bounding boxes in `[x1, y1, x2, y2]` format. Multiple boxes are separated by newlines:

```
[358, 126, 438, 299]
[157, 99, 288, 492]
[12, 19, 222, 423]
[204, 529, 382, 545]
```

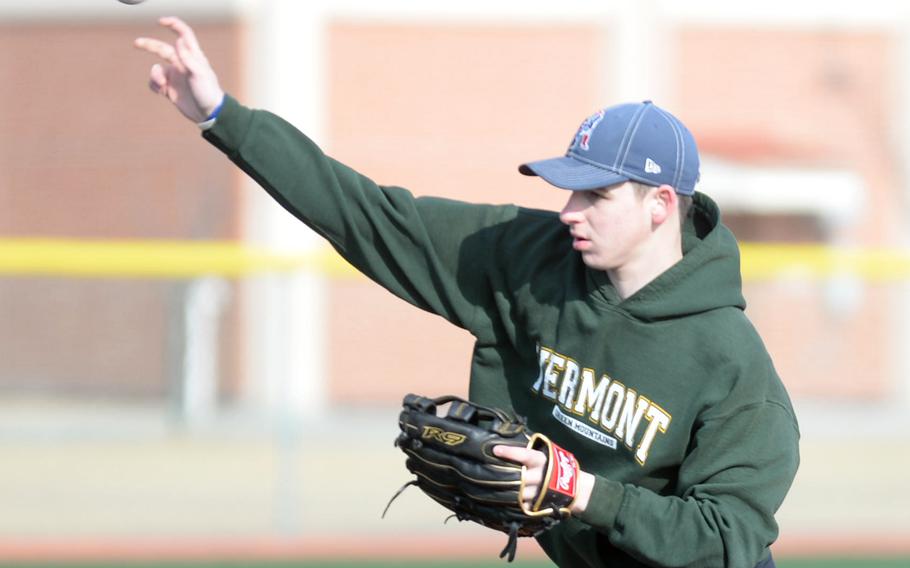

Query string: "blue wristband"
[205, 97, 225, 121]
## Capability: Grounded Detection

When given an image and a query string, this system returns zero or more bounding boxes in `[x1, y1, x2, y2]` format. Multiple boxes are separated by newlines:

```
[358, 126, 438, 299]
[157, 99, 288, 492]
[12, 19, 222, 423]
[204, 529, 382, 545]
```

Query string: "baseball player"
[135, 17, 799, 568]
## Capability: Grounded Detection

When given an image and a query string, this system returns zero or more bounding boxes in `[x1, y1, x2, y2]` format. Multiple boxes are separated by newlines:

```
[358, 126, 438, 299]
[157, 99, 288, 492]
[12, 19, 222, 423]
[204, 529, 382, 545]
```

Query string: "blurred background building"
[0, 0, 908, 563]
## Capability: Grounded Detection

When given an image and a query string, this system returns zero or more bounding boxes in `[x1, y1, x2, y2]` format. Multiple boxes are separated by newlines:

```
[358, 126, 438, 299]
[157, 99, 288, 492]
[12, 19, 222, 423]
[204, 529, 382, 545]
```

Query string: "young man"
[135, 17, 799, 568]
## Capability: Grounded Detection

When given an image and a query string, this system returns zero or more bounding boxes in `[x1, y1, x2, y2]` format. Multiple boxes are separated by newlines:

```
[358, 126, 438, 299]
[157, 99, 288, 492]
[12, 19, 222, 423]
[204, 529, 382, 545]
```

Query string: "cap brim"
[519, 156, 629, 191]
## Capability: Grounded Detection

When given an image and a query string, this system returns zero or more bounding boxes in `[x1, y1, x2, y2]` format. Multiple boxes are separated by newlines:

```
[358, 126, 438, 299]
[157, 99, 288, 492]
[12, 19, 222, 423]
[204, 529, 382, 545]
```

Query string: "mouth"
[571, 234, 591, 251]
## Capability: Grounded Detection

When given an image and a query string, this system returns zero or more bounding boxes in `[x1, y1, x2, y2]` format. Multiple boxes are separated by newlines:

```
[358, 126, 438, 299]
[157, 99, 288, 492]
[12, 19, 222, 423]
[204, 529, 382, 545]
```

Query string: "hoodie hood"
[593, 192, 746, 320]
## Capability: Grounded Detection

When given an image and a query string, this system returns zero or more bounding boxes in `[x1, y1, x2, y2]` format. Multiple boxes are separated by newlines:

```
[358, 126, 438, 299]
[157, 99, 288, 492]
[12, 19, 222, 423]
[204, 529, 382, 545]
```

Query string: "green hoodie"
[203, 96, 800, 568]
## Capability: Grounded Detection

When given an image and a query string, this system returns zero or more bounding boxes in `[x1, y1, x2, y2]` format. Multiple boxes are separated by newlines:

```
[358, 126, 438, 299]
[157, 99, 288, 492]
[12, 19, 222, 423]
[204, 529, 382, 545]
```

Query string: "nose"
[559, 191, 585, 225]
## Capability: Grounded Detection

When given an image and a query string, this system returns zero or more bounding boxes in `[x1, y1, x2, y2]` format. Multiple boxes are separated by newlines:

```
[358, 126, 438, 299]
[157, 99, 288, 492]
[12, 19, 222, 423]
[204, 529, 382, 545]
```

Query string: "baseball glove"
[385, 394, 580, 562]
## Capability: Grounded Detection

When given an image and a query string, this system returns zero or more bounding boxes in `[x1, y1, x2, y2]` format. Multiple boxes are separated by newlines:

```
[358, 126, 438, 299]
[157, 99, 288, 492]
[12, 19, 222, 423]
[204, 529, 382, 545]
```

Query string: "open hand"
[134, 17, 225, 122]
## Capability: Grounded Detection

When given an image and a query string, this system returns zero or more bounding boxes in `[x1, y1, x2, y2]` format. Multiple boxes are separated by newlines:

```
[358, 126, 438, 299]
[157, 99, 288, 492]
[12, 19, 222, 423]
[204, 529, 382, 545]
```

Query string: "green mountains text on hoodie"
[203, 96, 800, 568]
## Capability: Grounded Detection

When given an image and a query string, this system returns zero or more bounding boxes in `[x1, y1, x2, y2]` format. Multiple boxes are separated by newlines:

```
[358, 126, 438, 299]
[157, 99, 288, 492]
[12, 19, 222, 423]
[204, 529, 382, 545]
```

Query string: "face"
[559, 181, 654, 271]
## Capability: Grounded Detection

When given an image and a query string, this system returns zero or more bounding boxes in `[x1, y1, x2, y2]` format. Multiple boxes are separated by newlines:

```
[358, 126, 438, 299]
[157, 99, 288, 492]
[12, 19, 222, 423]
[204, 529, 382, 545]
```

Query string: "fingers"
[159, 16, 202, 52]
[136, 17, 210, 78]
[494, 445, 547, 506]
[520, 456, 543, 502]
[493, 445, 547, 468]
[161, 16, 210, 71]
[521, 464, 543, 501]
[134, 37, 186, 73]
[148, 63, 167, 94]
[175, 37, 207, 76]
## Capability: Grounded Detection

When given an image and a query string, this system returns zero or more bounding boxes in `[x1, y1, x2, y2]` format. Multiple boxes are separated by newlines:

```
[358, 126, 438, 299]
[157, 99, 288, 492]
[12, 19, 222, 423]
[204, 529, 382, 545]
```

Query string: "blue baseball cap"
[519, 101, 700, 195]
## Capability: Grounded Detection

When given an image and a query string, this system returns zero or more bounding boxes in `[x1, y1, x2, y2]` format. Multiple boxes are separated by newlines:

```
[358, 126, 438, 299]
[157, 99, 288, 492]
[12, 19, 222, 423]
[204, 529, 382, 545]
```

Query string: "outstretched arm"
[134, 17, 225, 122]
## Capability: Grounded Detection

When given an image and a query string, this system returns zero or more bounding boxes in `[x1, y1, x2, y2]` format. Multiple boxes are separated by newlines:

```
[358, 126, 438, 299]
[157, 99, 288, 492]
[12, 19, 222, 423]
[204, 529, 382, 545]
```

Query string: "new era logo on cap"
[518, 101, 700, 195]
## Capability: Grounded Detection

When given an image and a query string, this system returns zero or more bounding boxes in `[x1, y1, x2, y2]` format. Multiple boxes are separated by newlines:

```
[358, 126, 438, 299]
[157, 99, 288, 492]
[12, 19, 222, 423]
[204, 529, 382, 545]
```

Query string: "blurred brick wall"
[678, 28, 896, 399]
[0, 22, 243, 397]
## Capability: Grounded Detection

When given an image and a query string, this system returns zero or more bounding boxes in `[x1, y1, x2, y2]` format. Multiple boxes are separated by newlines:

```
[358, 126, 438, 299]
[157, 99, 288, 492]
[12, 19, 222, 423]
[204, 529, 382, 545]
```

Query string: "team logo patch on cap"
[571, 110, 605, 151]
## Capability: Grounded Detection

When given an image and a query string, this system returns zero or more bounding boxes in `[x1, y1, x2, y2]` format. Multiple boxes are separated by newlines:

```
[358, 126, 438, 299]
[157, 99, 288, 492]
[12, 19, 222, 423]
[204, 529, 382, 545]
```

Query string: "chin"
[579, 254, 612, 271]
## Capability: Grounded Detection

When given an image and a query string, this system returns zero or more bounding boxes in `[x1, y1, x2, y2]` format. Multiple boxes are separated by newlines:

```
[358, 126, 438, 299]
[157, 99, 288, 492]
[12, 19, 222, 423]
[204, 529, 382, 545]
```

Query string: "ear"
[649, 184, 677, 225]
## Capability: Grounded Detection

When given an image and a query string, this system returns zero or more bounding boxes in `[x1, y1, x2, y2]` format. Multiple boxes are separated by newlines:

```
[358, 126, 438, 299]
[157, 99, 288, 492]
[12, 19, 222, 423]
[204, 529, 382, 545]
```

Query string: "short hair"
[631, 182, 693, 231]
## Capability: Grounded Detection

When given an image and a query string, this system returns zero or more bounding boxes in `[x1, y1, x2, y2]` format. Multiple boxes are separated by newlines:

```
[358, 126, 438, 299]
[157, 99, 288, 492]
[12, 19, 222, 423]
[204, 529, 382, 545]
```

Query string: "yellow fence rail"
[0, 238, 357, 279]
[0, 238, 907, 281]
[739, 243, 910, 282]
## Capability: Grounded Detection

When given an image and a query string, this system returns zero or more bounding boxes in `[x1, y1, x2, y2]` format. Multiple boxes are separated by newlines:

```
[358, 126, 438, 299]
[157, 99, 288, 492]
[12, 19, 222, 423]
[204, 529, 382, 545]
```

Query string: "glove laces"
[381, 480, 417, 519]
[498, 522, 520, 562]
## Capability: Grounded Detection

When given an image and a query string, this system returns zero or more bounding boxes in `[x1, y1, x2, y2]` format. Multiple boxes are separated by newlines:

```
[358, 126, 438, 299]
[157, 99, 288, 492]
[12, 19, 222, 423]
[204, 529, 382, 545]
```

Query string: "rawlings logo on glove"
[553, 443, 578, 494]
[384, 394, 579, 562]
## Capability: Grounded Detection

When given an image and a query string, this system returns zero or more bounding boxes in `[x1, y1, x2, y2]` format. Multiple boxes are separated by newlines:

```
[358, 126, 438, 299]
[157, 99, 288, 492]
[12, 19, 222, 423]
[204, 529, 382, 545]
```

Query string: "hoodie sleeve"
[202, 95, 511, 333]
[577, 401, 800, 567]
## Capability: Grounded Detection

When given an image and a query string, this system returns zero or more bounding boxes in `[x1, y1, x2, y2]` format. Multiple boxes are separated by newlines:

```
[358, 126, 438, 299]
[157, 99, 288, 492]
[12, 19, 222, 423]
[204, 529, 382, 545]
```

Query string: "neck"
[608, 232, 683, 300]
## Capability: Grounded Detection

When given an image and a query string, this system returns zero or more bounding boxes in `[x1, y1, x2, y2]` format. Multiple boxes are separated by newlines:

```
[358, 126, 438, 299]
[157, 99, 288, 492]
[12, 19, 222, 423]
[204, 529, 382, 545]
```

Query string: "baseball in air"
[117, 0, 147, 4]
